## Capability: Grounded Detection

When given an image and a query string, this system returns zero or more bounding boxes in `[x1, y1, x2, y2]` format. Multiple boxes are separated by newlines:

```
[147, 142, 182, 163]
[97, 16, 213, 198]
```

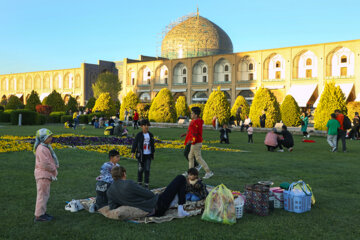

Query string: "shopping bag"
[201, 184, 236, 224]
[294, 180, 315, 205]
[244, 184, 270, 216]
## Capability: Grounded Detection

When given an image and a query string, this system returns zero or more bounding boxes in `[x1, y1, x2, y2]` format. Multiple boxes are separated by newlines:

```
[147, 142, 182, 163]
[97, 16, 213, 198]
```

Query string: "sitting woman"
[185, 168, 208, 201]
[264, 128, 281, 152]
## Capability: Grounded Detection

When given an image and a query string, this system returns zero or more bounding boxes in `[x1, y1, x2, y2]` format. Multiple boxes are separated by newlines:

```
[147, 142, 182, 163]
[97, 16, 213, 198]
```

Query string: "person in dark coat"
[260, 109, 266, 128]
[219, 123, 231, 144]
[131, 119, 155, 189]
[276, 125, 294, 152]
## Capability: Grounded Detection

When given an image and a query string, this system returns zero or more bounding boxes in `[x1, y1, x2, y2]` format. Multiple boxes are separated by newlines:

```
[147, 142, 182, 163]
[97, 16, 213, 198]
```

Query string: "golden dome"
[161, 15, 233, 59]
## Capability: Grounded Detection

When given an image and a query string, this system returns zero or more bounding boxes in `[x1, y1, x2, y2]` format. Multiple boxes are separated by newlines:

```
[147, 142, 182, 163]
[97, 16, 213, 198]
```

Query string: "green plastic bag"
[201, 184, 236, 225]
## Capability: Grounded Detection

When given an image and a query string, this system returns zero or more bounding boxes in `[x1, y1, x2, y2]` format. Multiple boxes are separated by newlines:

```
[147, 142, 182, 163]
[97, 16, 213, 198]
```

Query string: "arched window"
[276, 61, 281, 68]
[249, 63, 253, 71]
[131, 71, 135, 85]
[203, 67, 207, 73]
[182, 68, 186, 75]
[224, 65, 229, 72]
[306, 58, 312, 66]
[341, 55, 347, 63]
[192, 61, 208, 83]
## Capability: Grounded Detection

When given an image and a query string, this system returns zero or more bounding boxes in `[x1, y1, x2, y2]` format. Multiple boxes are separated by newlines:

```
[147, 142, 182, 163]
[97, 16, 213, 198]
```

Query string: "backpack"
[343, 115, 352, 130]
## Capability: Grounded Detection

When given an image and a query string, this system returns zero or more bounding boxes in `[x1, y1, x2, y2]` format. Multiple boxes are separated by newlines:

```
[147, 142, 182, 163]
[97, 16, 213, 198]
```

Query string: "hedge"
[36, 114, 47, 125]
[79, 115, 88, 124]
[48, 112, 66, 123]
[0, 111, 11, 122]
[10, 110, 38, 125]
[61, 115, 73, 124]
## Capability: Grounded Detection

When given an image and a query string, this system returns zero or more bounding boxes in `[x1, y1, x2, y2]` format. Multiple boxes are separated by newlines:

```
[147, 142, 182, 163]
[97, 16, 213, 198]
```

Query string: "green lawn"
[0, 124, 359, 240]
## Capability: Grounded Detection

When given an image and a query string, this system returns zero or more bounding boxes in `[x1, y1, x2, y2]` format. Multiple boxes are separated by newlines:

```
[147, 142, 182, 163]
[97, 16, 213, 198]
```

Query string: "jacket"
[184, 118, 204, 145]
[219, 128, 231, 140]
[186, 179, 208, 200]
[131, 131, 155, 160]
[34, 144, 58, 180]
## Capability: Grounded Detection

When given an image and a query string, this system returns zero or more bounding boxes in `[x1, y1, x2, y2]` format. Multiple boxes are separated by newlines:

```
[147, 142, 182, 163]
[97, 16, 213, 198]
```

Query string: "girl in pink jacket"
[33, 128, 59, 222]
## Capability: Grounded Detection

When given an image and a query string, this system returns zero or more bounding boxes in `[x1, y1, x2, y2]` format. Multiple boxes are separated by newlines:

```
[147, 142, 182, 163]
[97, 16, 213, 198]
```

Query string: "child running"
[33, 128, 59, 222]
[92, 149, 120, 212]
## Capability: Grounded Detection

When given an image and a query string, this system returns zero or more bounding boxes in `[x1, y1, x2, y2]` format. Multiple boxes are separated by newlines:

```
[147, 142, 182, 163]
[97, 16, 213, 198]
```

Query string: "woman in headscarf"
[33, 128, 59, 222]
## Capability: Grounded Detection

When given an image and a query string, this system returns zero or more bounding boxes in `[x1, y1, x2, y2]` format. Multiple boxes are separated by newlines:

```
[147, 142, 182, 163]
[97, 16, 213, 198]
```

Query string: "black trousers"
[266, 145, 279, 152]
[133, 120, 139, 129]
[278, 139, 293, 149]
[155, 175, 186, 216]
[248, 134, 253, 143]
[220, 138, 229, 144]
[137, 154, 152, 184]
[260, 121, 265, 128]
[302, 131, 308, 136]
[337, 129, 347, 151]
[184, 144, 198, 168]
[95, 181, 111, 210]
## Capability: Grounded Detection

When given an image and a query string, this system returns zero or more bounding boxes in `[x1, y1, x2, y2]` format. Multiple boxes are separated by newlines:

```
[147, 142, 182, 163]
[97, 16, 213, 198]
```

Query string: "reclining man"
[107, 166, 190, 217]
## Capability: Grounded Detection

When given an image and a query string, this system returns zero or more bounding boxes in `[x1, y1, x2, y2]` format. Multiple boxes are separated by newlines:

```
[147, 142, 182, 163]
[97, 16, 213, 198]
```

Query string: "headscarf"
[33, 128, 59, 167]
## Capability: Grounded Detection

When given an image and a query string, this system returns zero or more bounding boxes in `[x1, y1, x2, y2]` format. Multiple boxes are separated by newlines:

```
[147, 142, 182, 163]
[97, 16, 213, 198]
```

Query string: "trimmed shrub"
[231, 96, 250, 120]
[85, 97, 96, 110]
[25, 90, 41, 111]
[36, 105, 52, 115]
[175, 96, 190, 118]
[203, 88, 230, 125]
[148, 88, 177, 123]
[10, 110, 38, 125]
[249, 88, 281, 127]
[93, 93, 117, 116]
[61, 115, 73, 124]
[43, 90, 65, 111]
[120, 91, 139, 120]
[88, 112, 105, 122]
[137, 103, 151, 120]
[0, 105, 4, 111]
[79, 115, 89, 124]
[0, 111, 11, 122]
[347, 102, 360, 119]
[280, 95, 301, 126]
[36, 114, 47, 125]
[314, 82, 347, 130]
[189, 103, 205, 118]
[5, 96, 24, 110]
[66, 96, 79, 113]
[49, 111, 66, 123]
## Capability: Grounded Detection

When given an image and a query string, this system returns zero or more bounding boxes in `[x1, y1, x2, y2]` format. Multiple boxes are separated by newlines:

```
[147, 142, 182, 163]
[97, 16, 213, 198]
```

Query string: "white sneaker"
[203, 171, 214, 179]
[307, 134, 310, 138]
[277, 149, 284, 152]
[195, 165, 202, 172]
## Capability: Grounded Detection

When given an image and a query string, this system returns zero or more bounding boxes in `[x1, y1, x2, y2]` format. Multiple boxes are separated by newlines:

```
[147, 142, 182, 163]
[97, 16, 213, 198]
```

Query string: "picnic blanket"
[78, 186, 214, 224]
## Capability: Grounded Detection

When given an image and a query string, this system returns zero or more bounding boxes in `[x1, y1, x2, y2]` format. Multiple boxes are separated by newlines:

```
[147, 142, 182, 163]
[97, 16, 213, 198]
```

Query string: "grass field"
[0, 124, 359, 240]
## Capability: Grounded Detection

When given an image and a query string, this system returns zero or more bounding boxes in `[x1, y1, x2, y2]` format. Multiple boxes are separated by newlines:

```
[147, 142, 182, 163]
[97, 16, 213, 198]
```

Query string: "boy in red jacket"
[181, 107, 213, 179]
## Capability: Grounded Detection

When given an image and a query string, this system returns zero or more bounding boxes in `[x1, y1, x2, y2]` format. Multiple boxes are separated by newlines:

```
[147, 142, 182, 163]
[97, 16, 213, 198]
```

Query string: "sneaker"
[277, 149, 284, 152]
[203, 171, 214, 179]
[307, 134, 310, 138]
[44, 213, 54, 220]
[288, 148, 293, 152]
[332, 147, 337, 152]
[195, 165, 202, 172]
[34, 214, 52, 222]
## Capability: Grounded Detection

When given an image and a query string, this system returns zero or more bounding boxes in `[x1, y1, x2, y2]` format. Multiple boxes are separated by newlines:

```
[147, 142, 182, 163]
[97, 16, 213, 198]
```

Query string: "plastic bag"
[201, 184, 236, 225]
[294, 180, 315, 205]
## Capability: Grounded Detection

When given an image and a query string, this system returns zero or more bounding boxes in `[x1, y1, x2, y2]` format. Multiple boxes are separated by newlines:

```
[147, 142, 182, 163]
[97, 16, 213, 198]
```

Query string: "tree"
[231, 95, 250, 120]
[314, 82, 347, 130]
[137, 103, 151, 119]
[203, 88, 230, 125]
[280, 95, 301, 126]
[66, 96, 79, 113]
[148, 88, 177, 123]
[5, 96, 24, 110]
[189, 103, 205, 118]
[43, 90, 65, 111]
[93, 92, 117, 116]
[25, 90, 41, 111]
[92, 72, 121, 101]
[85, 97, 96, 110]
[249, 87, 281, 127]
[175, 96, 190, 118]
[120, 91, 139, 120]
[347, 101, 360, 119]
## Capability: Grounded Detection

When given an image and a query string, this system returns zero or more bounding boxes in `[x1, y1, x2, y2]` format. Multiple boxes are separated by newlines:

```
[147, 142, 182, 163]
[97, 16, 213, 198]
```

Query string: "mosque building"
[1, 10, 360, 108]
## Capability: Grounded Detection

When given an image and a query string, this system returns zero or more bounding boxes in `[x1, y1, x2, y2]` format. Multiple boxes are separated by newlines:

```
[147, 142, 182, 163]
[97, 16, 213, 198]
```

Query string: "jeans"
[138, 154, 152, 184]
[186, 193, 201, 202]
[327, 135, 337, 148]
[95, 181, 111, 210]
[188, 143, 210, 172]
[336, 129, 347, 151]
[278, 139, 293, 149]
[155, 175, 186, 216]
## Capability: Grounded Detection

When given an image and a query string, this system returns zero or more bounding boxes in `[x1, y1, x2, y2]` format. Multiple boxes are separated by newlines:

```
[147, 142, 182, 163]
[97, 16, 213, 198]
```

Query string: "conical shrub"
[93, 92, 116, 116]
[175, 96, 190, 118]
[148, 88, 177, 122]
[231, 95, 250, 120]
[203, 88, 230, 125]
[120, 91, 139, 120]
[25, 90, 41, 111]
[280, 95, 301, 126]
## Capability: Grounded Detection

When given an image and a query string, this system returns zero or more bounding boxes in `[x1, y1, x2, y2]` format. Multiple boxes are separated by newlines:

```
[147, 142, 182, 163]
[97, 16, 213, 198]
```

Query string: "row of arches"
[1, 93, 81, 104]
[0, 73, 82, 92]
[127, 47, 355, 86]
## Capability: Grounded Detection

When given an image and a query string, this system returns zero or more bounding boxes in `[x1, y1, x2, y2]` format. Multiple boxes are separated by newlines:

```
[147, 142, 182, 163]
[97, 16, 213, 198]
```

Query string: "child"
[247, 122, 254, 143]
[33, 128, 59, 222]
[131, 119, 155, 189]
[185, 168, 208, 201]
[219, 123, 231, 144]
[93, 149, 120, 212]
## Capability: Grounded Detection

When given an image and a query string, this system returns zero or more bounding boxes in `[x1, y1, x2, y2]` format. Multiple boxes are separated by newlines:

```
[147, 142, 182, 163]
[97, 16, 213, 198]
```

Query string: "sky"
[1, 0, 360, 74]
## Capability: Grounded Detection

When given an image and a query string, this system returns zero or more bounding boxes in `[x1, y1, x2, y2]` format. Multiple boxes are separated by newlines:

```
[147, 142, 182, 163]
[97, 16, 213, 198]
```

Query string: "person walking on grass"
[181, 107, 214, 179]
[335, 109, 347, 152]
[133, 110, 139, 129]
[131, 119, 155, 189]
[33, 128, 59, 222]
[300, 112, 310, 138]
[326, 113, 340, 152]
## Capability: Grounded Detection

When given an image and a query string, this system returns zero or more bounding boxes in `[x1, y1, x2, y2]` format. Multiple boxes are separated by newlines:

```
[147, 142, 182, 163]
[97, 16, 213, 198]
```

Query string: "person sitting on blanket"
[185, 168, 208, 201]
[91, 150, 120, 212]
[107, 166, 190, 217]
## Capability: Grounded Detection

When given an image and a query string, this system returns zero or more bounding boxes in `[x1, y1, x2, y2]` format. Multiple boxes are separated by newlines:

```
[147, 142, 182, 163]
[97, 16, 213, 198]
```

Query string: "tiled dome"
[161, 15, 233, 59]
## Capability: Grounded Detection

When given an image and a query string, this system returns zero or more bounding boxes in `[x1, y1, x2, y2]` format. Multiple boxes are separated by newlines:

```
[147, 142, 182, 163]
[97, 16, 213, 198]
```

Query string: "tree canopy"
[92, 72, 121, 101]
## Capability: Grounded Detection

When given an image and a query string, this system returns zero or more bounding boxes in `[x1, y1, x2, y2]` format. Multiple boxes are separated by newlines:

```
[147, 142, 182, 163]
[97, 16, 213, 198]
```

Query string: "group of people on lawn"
[33, 107, 212, 222]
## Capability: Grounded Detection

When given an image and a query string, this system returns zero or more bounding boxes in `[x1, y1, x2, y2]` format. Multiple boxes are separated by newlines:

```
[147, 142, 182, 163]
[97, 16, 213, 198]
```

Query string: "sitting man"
[276, 125, 294, 152]
[107, 166, 190, 217]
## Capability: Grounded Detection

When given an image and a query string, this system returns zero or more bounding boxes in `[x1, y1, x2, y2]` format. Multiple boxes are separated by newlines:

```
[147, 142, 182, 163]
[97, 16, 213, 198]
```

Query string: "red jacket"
[185, 118, 204, 145]
[336, 114, 344, 130]
[133, 112, 139, 121]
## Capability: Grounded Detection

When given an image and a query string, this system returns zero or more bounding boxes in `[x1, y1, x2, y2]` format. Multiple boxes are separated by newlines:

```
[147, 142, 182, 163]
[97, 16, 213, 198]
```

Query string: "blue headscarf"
[33, 128, 59, 167]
